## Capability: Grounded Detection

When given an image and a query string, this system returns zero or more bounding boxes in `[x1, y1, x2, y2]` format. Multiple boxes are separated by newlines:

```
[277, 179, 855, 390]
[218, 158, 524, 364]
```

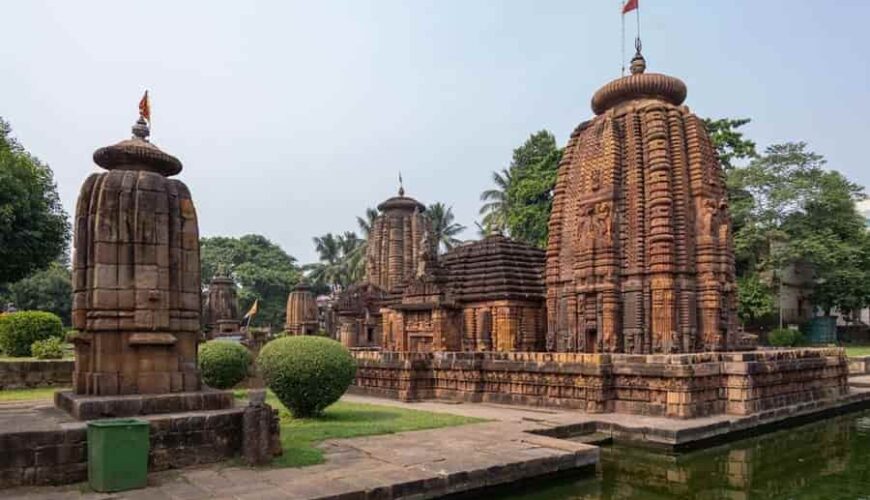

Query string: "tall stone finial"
[629, 38, 646, 75]
[398, 171, 405, 197]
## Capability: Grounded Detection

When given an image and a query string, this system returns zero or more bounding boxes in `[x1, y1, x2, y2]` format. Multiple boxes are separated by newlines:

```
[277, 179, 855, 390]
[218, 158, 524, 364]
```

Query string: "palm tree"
[427, 202, 466, 254]
[479, 168, 512, 234]
[306, 232, 366, 292]
[356, 207, 379, 239]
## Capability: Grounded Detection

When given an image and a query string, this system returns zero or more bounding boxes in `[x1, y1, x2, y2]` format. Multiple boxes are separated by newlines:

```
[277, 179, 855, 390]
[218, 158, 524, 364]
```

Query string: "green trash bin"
[87, 418, 150, 492]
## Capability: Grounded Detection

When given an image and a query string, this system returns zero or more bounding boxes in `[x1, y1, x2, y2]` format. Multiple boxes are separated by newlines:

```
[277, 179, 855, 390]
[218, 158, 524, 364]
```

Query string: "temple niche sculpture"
[204, 272, 241, 337]
[545, 50, 737, 354]
[70, 117, 201, 395]
[284, 282, 319, 335]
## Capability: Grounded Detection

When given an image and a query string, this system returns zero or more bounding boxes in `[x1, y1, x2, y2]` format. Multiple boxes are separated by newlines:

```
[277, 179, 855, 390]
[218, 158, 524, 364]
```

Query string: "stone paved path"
[5, 395, 599, 500]
[7, 384, 870, 499]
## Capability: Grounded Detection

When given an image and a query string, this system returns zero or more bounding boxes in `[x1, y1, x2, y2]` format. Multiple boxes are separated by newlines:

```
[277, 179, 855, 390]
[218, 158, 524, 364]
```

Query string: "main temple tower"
[546, 51, 737, 354]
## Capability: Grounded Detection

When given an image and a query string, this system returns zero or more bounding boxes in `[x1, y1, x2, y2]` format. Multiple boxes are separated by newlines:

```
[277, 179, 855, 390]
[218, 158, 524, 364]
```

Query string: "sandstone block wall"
[0, 360, 73, 390]
[351, 348, 848, 419]
[0, 406, 280, 489]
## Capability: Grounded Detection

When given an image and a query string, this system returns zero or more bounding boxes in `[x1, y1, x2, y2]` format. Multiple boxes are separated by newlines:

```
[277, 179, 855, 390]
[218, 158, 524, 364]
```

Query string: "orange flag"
[138, 90, 150, 122]
[622, 0, 638, 14]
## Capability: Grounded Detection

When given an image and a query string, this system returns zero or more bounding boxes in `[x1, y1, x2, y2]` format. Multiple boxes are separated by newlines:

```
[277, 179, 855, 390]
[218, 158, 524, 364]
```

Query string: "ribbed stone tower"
[71, 116, 202, 395]
[364, 187, 433, 293]
[546, 50, 737, 354]
[205, 272, 241, 335]
[284, 282, 319, 335]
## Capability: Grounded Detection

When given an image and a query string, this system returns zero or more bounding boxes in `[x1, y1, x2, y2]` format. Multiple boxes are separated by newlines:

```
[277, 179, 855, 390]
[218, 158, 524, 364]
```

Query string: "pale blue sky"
[2, 1, 868, 264]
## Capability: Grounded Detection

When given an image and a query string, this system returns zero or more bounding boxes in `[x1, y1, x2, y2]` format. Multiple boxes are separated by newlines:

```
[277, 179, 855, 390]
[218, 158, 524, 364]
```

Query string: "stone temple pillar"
[70, 116, 202, 395]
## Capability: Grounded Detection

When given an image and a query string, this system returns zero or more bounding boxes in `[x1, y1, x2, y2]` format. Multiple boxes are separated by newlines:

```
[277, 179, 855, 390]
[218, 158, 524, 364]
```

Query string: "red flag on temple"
[622, 0, 638, 14]
[138, 90, 150, 123]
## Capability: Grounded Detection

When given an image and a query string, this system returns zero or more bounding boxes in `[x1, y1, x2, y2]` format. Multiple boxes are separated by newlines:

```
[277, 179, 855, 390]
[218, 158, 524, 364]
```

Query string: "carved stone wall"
[284, 283, 319, 335]
[351, 348, 848, 419]
[546, 62, 736, 354]
[71, 118, 201, 395]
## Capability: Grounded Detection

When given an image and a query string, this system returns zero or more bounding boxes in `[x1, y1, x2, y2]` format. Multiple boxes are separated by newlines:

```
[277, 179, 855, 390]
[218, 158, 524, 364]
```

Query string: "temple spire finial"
[398, 172, 405, 197]
[630, 37, 646, 75]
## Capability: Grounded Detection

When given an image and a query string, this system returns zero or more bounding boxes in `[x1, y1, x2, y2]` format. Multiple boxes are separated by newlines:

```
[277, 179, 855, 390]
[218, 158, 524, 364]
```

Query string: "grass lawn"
[844, 345, 870, 357]
[234, 390, 485, 468]
[0, 386, 65, 402]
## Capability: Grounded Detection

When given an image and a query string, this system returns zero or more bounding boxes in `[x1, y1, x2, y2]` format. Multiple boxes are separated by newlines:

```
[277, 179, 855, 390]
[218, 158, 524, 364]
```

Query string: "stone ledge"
[54, 390, 234, 420]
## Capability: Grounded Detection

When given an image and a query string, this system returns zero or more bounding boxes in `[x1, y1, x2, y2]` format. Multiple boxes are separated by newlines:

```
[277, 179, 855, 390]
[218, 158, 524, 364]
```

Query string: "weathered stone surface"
[284, 282, 319, 335]
[351, 348, 849, 419]
[546, 54, 736, 354]
[71, 117, 201, 396]
[0, 360, 73, 390]
[204, 274, 240, 336]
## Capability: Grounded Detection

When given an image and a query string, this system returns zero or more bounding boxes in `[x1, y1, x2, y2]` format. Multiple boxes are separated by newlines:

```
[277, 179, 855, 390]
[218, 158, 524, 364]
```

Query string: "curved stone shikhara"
[364, 192, 431, 293]
[72, 119, 201, 395]
[284, 283, 319, 335]
[546, 72, 737, 354]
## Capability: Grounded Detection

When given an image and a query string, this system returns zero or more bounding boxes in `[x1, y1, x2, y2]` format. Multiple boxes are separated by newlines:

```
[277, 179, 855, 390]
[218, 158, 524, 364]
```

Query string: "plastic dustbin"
[86, 418, 150, 492]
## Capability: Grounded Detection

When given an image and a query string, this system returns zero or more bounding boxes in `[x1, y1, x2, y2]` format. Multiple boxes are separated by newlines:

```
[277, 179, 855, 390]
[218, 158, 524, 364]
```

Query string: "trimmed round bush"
[199, 340, 252, 389]
[0, 311, 64, 357]
[258, 336, 357, 418]
[769, 328, 803, 347]
[31, 337, 65, 359]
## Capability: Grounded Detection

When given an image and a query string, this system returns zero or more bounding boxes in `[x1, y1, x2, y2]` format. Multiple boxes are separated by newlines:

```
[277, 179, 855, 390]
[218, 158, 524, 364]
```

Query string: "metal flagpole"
[621, 1, 626, 76]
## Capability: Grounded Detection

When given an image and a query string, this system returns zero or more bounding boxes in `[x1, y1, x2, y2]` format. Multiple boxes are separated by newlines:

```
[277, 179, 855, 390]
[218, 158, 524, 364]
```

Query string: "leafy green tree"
[0, 262, 72, 325]
[200, 234, 301, 329]
[427, 202, 465, 253]
[729, 142, 870, 317]
[0, 118, 69, 284]
[703, 117, 758, 171]
[479, 130, 562, 247]
[736, 274, 775, 326]
[356, 207, 378, 239]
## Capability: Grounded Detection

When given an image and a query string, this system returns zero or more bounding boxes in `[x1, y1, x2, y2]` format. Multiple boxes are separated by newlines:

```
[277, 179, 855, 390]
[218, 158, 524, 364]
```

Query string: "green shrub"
[769, 328, 803, 347]
[31, 337, 65, 359]
[257, 336, 356, 418]
[0, 311, 64, 357]
[199, 341, 252, 389]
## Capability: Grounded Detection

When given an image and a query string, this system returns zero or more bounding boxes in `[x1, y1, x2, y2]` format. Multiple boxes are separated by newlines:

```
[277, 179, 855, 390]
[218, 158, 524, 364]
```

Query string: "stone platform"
[54, 389, 234, 420]
[352, 348, 849, 418]
[0, 395, 279, 489]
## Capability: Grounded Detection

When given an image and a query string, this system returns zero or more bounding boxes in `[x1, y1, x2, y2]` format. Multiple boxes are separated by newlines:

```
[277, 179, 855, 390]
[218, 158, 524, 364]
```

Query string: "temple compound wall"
[351, 348, 848, 419]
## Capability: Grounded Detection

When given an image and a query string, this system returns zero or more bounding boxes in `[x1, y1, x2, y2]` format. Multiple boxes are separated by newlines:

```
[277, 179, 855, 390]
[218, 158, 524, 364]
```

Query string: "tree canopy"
[479, 130, 562, 248]
[305, 231, 364, 293]
[0, 262, 72, 325]
[0, 118, 70, 284]
[200, 234, 301, 329]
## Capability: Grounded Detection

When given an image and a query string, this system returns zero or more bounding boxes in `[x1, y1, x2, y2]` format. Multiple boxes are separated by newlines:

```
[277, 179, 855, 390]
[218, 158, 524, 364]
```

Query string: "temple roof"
[376, 186, 426, 212]
[590, 53, 686, 115]
[93, 117, 183, 176]
[441, 233, 545, 302]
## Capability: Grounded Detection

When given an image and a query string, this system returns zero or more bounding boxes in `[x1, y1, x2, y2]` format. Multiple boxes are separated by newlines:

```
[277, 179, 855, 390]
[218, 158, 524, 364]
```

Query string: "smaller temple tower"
[284, 282, 319, 335]
[364, 187, 433, 294]
[204, 272, 241, 337]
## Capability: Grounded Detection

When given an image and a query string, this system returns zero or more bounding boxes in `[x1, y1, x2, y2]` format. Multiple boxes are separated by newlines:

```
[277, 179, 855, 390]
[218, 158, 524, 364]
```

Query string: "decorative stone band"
[351, 348, 849, 419]
[591, 73, 687, 115]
